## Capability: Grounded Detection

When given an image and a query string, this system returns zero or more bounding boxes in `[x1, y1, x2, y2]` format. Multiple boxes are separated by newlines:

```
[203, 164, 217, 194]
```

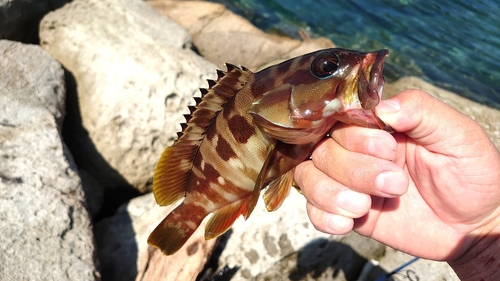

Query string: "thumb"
[375, 89, 484, 151]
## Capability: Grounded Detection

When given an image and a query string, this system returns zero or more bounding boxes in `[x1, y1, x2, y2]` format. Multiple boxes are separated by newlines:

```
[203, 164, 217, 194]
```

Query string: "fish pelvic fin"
[147, 203, 205, 255]
[153, 64, 253, 206]
[263, 168, 294, 211]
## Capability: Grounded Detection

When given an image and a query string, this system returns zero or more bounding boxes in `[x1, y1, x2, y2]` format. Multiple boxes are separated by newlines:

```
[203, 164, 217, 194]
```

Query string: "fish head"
[249, 48, 391, 143]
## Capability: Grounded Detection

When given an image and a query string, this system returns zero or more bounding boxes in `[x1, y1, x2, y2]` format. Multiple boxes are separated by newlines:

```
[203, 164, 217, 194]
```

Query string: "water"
[209, 0, 500, 109]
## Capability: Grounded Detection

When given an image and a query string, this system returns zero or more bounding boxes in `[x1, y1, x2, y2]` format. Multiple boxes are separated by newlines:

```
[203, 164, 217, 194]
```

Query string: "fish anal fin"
[263, 168, 294, 211]
[147, 203, 206, 255]
[205, 200, 248, 240]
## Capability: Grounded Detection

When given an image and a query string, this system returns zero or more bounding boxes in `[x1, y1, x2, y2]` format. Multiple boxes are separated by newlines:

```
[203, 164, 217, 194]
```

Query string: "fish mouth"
[358, 49, 389, 110]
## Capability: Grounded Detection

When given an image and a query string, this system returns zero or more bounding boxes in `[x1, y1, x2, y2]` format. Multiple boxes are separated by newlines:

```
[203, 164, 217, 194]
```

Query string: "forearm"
[448, 225, 500, 280]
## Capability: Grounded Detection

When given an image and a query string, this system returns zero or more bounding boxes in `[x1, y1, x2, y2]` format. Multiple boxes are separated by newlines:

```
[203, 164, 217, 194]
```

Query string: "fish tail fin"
[147, 203, 205, 255]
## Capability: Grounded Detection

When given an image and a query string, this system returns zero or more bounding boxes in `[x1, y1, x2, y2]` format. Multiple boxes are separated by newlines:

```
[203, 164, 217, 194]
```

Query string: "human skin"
[294, 89, 500, 280]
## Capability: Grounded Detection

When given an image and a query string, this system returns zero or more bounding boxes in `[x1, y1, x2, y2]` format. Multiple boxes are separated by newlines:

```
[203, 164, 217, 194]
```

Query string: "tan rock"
[146, 0, 335, 70]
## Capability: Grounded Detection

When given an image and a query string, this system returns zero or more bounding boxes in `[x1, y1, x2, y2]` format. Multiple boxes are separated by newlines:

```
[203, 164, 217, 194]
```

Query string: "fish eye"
[310, 52, 339, 78]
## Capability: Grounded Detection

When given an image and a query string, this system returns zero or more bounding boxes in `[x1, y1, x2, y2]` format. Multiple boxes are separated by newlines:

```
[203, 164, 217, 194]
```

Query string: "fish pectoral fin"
[263, 168, 294, 211]
[205, 199, 250, 240]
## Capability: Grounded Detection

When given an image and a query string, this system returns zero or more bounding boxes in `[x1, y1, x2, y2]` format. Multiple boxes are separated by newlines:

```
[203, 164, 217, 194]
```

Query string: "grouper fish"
[148, 48, 391, 255]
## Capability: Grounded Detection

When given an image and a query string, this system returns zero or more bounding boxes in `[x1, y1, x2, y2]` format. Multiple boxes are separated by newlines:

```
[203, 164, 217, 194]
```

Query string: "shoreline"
[1, 0, 498, 280]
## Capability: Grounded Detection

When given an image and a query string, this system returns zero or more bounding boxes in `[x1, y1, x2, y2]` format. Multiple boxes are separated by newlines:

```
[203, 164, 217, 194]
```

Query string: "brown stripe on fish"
[227, 114, 256, 144]
[215, 134, 237, 161]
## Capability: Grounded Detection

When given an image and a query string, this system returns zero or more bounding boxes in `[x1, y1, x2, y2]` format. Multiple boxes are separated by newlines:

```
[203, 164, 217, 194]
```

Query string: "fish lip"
[358, 49, 389, 110]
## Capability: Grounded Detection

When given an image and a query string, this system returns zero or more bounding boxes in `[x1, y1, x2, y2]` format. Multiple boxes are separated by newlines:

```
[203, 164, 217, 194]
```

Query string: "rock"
[146, 0, 335, 71]
[214, 191, 384, 280]
[94, 193, 216, 281]
[0, 40, 99, 280]
[372, 248, 459, 281]
[39, 0, 217, 193]
[384, 76, 500, 149]
[0, 0, 69, 43]
[214, 189, 459, 281]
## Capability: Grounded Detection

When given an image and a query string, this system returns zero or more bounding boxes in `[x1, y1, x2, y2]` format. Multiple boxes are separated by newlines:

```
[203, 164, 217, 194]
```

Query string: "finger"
[295, 161, 371, 218]
[306, 202, 354, 235]
[311, 138, 408, 197]
[329, 123, 397, 161]
[375, 89, 487, 155]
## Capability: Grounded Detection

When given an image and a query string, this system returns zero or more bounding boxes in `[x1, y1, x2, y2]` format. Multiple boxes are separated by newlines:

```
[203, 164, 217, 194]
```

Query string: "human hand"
[294, 89, 500, 277]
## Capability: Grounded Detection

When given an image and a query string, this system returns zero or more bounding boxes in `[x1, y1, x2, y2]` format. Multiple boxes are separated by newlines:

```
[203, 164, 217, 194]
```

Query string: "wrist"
[448, 221, 500, 280]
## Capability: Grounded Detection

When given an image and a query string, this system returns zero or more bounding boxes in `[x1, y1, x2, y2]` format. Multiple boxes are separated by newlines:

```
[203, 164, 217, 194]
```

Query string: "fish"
[148, 48, 391, 255]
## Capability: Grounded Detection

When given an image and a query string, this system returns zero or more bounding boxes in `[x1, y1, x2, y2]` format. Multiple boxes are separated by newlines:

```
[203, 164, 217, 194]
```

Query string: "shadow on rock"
[62, 69, 141, 220]
[63, 70, 140, 280]
[256, 238, 389, 281]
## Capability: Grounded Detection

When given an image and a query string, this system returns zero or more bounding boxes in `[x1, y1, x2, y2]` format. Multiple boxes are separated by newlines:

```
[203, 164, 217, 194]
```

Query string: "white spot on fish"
[322, 98, 342, 117]
[217, 176, 225, 185]
[185, 220, 197, 230]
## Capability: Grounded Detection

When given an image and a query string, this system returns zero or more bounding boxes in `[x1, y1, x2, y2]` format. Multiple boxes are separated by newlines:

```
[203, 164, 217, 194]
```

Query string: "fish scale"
[148, 48, 391, 255]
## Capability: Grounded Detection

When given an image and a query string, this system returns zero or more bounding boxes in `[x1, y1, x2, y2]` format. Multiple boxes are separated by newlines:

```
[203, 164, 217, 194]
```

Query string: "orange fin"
[147, 203, 205, 255]
[204, 142, 279, 239]
[263, 168, 294, 211]
[205, 199, 249, 239]
[153, 145, 193, 206]
[153, 64, 252, 206]
[292, 179, 303, 194]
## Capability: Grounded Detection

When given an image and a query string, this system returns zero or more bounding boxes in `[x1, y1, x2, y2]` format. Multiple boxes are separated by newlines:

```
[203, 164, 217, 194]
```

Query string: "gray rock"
[0, 40, 99, 280]
[218, 190, 459, 281]
[0, 0, 69, 43]
[39, 0, 217, 193]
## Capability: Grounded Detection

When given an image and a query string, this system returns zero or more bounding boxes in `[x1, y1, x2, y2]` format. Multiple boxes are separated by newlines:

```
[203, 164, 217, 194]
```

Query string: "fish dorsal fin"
[153, 64, 253, 206]
[263, 168, 294, 211]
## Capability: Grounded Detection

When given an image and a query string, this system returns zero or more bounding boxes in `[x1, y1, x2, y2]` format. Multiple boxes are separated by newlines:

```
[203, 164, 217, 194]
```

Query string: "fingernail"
[336, 189, 369, 215]
[376, 99, 401, 115]
[375, 171, 408, 196]
[326, 214, 349, 233]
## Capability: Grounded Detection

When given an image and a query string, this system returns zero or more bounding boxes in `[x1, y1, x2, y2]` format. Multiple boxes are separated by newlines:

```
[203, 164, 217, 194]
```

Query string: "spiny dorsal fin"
[152, 64, 253, 206]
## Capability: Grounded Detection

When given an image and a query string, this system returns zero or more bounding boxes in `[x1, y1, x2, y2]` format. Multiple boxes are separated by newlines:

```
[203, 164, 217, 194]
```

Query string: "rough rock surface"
[94, 193, 216, 281]
[0, 0, 69, 43]
[384, 76, 500, 149]
[215, 190, 459, 281]
[39, 0, 218, 193]
[0, 40, 99, 280]
[146, 0, 335, 71]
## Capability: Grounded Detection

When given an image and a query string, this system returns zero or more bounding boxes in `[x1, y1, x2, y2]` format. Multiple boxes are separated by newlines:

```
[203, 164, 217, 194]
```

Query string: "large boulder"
[39, 0, 217, 193]
[146, 0, 335, 71]
[0, 40, 99, 280]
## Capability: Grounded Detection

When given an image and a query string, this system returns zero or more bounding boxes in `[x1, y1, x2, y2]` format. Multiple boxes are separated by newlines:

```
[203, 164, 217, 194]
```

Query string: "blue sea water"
[209, 0, 500, 109]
